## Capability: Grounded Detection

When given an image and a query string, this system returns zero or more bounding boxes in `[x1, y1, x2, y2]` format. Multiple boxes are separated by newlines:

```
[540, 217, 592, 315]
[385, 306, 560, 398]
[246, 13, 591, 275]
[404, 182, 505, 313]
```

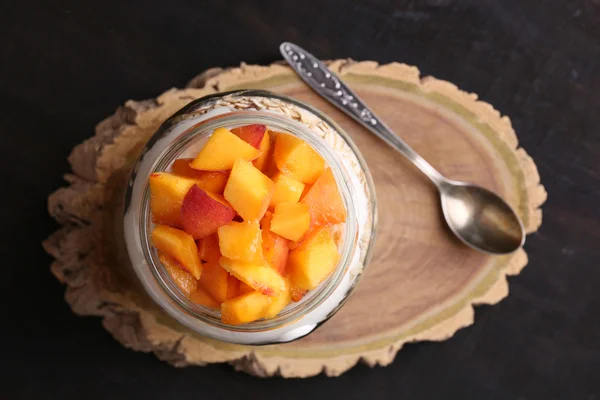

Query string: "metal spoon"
[281, 42, 525, 254]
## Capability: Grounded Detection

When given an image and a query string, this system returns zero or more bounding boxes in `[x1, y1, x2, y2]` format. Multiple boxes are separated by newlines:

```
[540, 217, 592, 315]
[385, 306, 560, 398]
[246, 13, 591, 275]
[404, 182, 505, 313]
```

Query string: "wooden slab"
[43, 61, 546, 377]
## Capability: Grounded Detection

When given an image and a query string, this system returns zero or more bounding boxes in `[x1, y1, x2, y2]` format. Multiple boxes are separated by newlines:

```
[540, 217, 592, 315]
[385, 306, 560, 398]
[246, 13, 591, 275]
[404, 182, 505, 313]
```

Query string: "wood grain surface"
[42, 61, 544, 377]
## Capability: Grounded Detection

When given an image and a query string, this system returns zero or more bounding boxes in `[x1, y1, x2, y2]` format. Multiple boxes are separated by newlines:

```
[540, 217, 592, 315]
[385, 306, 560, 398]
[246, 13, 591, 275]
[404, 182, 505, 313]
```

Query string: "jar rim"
[123, 90, 377, 344]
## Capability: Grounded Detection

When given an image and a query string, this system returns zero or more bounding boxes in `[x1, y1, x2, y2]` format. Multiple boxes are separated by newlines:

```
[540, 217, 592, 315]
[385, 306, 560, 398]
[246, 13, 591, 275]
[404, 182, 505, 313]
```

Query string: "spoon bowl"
[440, 181, 525, 254]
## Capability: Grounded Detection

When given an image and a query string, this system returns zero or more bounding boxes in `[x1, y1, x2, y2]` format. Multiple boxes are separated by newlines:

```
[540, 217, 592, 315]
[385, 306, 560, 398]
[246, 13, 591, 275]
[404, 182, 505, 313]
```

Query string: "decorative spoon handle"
[280, 42, 444, 186]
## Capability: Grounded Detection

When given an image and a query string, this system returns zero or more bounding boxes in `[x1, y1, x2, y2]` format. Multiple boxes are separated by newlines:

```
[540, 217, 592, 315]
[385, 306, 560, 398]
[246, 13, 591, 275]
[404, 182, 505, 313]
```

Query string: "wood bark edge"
[42, 60, 546, 378]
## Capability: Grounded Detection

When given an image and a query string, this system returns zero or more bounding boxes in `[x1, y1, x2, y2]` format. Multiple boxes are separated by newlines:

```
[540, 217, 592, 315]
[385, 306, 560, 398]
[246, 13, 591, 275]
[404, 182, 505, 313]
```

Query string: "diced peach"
[288, 227, 339, 290]
[198, 261, 229, 303]
[152, 225, 202, 279]
[264, 153, 281, 179]
[331, 224, 344, 246]
[190, 287, 220, 309]
[219, 257, 286, 296]
[302, 168, 346, 226]
[264, 277, 291, 318]
[263, 133, 282, 178]
[171, 158, 229, 193]
[149, 172, 209, 227]
[223, 159, 274, 221]
[273, 134, 325, 184]
[269, 173, 305, 208]
[253, 132, 272, 172]
[239, 282, 255, 295]
[190, 127, 259, 171]
[227, 275, 241, 299]
[268, 130, 281, 141]
[218, 221, 263, 263]
[260, 211, 289, 275]
[202, 172, 230, 195]
[270, 202, 311, 242]
[197, 233, 221, 264]
[158, 252, 197, 297]
[231, 124, 266, 149]
[171, 158, 201, 177]
[300, 183, 313, 200]
[221, 292, 271, 325]
[290, 285, 307, 302]
[181, 185, 235, 239]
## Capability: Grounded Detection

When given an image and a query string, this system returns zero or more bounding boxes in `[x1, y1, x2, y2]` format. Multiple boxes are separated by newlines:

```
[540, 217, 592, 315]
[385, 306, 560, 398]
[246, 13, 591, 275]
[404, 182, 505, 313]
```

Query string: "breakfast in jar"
[148, 124, 346, 325]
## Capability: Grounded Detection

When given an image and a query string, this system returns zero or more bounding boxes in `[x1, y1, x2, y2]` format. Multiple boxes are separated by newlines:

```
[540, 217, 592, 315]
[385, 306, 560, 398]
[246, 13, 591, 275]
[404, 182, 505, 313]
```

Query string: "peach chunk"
[302, 168, 346, 226]
[300, 183, 313, 201]
[221, 292, 271, 325]
[190, 127, 259, 171]
[290, 285, 307, 302]
[273, 134, 325, 184]
[198, 261, 229, 303]
[171, 158, 229, 193]
[253, 132, 272, 172]
[264, 277, 291, 318]
[181, 185, 235, 239]
[331, 223, 344, 246]
[269, 173, 305, 208]
[149, 172, 208, 227]
[270, 202, 311, 242]
[152, 225, 201, 279]
[218, 221, 263, 263]
[231, 124, 266, 149]
[227, 275, 241, 299]
[224, 159, 274, 221]
[158, 252, 197, 297]
[197, 233, 221, 263]
[239, 282, 255, 296]
[219, 257, 286, 296]
[171, 158, 202, 177]
[260, 211, 289, 275]
[288, 227, 339, 291]
[190, 287, 220, 309]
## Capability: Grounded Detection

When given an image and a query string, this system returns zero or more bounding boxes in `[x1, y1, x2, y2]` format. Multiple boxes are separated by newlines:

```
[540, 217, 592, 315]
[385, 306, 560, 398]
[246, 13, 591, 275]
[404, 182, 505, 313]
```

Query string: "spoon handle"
[280, 42, 445, 187]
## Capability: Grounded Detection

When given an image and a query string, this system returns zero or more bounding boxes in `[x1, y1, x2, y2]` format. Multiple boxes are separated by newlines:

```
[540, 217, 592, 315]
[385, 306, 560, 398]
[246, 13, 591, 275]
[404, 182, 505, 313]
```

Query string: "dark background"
[2, 0, 599, 399]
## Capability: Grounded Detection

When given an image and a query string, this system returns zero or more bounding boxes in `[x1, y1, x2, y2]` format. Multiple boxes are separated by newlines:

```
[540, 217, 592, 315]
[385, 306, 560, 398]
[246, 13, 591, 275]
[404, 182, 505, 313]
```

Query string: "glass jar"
[123, 90, 377, 345]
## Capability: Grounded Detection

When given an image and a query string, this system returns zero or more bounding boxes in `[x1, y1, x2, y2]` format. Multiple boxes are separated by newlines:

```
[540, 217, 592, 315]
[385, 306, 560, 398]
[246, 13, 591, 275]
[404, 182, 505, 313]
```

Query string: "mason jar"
[123, 90, 377, 345]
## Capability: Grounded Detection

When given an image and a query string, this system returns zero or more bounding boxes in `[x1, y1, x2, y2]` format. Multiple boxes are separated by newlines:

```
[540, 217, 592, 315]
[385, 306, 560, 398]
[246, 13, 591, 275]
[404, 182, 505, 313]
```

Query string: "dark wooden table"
[2, 0, 599, 398]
